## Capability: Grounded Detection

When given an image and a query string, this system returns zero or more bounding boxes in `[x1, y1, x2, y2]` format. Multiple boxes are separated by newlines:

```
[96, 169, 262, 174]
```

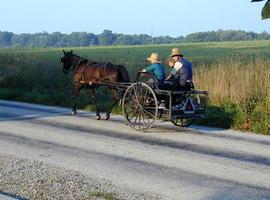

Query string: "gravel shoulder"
[0, 153, 160, 200]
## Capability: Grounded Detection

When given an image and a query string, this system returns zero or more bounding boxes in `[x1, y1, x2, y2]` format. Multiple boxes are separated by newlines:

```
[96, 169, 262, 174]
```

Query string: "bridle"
[62, 53, 82, 73]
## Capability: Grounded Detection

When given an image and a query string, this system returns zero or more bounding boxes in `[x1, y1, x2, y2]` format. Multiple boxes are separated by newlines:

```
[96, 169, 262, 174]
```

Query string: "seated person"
[165, 48, 194, 91]
[165, 58, 179, 87]
[141, 52, 166, 87]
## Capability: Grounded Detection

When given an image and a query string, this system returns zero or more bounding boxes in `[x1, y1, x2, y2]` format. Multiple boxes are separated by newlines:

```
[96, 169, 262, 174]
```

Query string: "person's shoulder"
[147, 63, 156, 67]
[182, 58, 192, 64]
[153, 63, 163, 67]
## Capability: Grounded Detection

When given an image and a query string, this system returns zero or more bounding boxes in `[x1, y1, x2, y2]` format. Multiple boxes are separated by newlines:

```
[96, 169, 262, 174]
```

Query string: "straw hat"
[147, 52, 161, 63]
[170, 48, 183, 57]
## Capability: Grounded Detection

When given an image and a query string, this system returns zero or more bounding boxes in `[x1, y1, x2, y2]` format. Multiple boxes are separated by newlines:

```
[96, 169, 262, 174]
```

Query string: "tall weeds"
[0, 41, 269, 134]
[195, 57, 270, 134]
[195, 57, 270, 103]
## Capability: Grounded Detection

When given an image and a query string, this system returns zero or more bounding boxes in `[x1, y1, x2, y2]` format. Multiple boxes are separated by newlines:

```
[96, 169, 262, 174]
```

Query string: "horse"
[61, 50, 130, 120]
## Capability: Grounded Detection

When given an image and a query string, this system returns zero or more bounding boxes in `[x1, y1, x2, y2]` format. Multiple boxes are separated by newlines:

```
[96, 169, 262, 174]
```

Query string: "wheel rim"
[170, 118, 194, 127]
[123, 83, 158, 130]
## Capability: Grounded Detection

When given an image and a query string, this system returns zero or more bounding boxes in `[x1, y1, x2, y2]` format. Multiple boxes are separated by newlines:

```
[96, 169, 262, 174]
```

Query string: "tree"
[10, 33, 31, 47]
[114, 35, 136, 45]
[0, 31, 13, 47]
[251, 0, 270, 19]
[98, 30, 116, 46]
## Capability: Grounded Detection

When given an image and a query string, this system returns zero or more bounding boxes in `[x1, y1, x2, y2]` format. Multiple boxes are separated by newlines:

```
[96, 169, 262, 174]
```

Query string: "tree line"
[0, 29, 269, 48]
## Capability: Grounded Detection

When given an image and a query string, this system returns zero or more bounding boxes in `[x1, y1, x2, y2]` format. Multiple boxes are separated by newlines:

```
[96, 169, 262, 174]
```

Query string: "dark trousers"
[179, 81, 194, 91]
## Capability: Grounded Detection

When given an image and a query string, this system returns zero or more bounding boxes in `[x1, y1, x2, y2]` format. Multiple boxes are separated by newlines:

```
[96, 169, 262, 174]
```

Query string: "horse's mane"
[79, 58, 88, 65]
[83, 59, 114, 69]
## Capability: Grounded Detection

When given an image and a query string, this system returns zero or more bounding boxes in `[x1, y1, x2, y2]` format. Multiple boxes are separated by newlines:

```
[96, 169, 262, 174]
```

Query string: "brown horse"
[61, 50, 130, 120]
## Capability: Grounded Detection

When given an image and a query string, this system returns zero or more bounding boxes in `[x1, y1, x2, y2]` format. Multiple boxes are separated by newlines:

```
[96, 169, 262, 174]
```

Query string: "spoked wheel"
[122, 82, 158, 130]
[170, 118, 194, 127]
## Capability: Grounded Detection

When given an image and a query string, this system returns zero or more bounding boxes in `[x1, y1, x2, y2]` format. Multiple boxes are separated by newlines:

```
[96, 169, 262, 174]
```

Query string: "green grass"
[90, 192, 118, 200]
[0, 40, 269, 134]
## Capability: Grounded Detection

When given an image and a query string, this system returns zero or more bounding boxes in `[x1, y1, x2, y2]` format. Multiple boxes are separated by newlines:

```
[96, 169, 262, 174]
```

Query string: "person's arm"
[144, 64, 155, 72]
[165, 70, 175, 80]
[165, 74, 172, 80]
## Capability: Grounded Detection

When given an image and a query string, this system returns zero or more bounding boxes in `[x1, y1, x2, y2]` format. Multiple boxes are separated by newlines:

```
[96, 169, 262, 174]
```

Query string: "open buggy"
[120, 72, 208, 130]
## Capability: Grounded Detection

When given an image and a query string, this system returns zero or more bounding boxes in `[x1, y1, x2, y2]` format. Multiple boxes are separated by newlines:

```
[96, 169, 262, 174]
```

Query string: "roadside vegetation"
[90, 192, 118, 200]
[0, 40, 269, 134]
[195, 57, 270, 134]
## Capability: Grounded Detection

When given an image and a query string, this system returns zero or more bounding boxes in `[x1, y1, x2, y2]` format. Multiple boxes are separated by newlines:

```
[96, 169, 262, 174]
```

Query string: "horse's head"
[61, 50, 81, 74]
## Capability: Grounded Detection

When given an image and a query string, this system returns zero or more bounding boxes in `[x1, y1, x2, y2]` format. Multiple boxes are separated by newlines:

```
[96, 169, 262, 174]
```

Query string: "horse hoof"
[105, 114, 110, 120]
[72, 110, 77, 115]
[96, 115, 101, 120]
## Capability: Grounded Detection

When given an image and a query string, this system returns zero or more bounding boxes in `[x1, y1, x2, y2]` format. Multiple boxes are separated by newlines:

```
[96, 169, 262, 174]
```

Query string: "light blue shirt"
[145, 63, 166, 82]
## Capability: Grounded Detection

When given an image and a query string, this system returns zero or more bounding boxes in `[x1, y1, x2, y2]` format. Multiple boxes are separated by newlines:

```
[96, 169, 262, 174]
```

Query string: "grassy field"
[0, 40, 269, 134]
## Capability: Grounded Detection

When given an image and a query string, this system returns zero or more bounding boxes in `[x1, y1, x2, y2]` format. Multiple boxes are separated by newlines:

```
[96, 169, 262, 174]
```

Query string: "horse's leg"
[105, 89, 120, 120]
[90, 88, 101, 120]
[72, 82, 82, 115]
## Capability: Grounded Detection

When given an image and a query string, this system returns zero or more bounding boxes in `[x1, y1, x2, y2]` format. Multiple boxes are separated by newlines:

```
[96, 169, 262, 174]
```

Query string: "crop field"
[0, 40, 269, 134]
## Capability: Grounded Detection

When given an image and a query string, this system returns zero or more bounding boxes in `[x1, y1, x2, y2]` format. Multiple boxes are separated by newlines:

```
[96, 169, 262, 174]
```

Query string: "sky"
[0, 0, 269, 37]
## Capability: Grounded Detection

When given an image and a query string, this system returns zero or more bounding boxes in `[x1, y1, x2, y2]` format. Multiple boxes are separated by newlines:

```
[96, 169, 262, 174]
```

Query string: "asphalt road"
[0, 100, 270, 200]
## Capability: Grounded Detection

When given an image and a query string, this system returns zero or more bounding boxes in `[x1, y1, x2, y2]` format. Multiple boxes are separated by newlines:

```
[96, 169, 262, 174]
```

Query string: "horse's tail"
[116, 65, 130, 83]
